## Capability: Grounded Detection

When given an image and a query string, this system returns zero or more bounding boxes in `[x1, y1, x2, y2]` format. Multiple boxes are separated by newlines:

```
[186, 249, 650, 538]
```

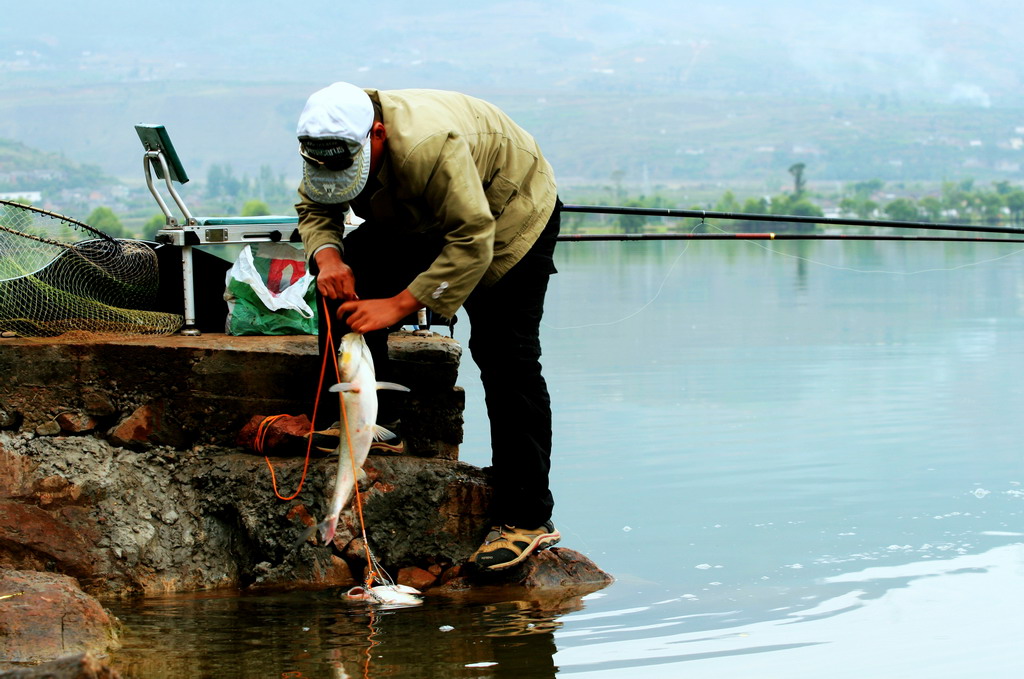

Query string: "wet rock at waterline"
[0, 432, 610, 597]
[0, 331, 612, 668]
[0, 652, 122, 679]
[0, 570, 122, 667]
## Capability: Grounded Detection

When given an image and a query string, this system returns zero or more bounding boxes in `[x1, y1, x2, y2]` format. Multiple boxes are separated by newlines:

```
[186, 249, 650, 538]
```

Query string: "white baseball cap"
[297, 82, 373, 204]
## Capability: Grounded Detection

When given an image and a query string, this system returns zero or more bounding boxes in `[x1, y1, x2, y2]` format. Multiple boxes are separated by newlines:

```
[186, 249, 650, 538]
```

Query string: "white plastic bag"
[224, 243, 317, 335]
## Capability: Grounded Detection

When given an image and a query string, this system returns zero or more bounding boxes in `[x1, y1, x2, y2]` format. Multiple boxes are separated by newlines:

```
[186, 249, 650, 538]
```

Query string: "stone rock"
[0, 431, 501, 596]
[248, 553, 355, 591]
[400, 387, 464, 459]
[518, 548, 615, 589]
[57, 412, 98, 434]
[0, 332, 464, 458]
[438, 548, 614, 600]
[0, 423, 613, 601]
[0, 570, 121, 666]
[0, 445, 35, 499]
[0, 406, 20, 430]
[0, 652, 121, 679]
[107, 402, 186, 449]
[81, 391, 116, 418]
[0, 500, 98, 583]
[34, 420, 61, 436]
[397, 565, 437, 590]
[32, 474, 83, 508]
[387, 332, 462, 390]
[0, 333, 612, 600]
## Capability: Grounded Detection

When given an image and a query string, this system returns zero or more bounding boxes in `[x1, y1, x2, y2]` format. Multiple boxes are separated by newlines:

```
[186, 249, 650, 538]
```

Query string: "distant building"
[0, 190, 42, 203]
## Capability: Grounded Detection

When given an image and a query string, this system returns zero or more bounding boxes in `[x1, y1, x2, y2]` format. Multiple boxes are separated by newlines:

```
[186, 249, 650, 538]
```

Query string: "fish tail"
[318, 515, 340, 544]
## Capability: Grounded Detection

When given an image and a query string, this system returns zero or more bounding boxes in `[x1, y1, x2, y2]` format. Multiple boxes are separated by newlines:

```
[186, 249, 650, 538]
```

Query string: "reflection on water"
[109, 587, 588, 679]
[111, 241, 1023, 677]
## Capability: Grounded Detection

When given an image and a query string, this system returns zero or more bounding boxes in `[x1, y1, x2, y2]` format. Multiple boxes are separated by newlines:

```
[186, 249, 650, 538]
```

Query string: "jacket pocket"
[483, 173, 519, 218]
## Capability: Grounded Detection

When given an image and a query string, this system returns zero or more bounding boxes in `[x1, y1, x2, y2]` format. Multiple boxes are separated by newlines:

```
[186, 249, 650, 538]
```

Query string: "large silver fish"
[345, 583, 423, 607]
[317, 332, 409, 544]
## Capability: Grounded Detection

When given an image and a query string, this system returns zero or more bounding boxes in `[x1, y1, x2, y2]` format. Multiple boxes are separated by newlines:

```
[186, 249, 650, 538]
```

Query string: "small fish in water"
[315, 332, 409, 545]
[346, 583, 423, 606]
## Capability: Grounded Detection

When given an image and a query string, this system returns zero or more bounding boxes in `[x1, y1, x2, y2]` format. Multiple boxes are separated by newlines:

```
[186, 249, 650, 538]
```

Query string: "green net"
[0, 200, 183, 338]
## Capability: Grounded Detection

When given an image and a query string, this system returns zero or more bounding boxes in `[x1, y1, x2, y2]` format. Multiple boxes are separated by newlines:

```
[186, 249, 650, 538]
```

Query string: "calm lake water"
[109, 238, 1024, 677]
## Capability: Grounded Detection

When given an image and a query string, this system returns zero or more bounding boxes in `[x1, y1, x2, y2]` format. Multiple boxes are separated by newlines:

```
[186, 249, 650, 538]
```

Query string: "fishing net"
[0, 200, 183, 338]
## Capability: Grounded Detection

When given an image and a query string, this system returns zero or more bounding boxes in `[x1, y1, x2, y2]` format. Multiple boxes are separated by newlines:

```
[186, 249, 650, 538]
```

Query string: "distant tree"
[839, 196, 878, 219]
[241, 200, 271, 217]
[206, 163, 243, 198]
[617, 199, 647, 234]
[206, 164, 225, 197]
[741, 197, 768, 214]
[994, 181, 1013, 196]
[714, 190, 741, 213]
[86, 206, 126, 238]
[977, 191, 1003, 224]
[254, 165, 288, 202]
[788, 163, 806, 197]
[610, 169, 626, 202]
[141, 214, 167, 240]
[1005, 190, 1024, 227]
[883, 198, 919, 222]
[850, 179, 884, 197]
[941, 180, 976, 219]
[919, 196, 943, 222]
[562, 211, 587, 234]
[771, 193, 822, 232]
[785, 198, 824, 219]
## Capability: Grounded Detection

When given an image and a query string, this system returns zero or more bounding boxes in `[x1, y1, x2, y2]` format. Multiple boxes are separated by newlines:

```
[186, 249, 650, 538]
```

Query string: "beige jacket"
[296, 88, 557, 317]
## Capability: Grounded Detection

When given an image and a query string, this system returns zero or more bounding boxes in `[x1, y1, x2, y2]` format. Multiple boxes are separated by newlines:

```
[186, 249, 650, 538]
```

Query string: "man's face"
[369, 122, 387, 174]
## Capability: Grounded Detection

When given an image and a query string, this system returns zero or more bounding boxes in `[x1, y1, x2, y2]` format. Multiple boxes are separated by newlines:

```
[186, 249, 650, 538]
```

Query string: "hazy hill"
[4, 0, 1021, 102]
[2, 84, 1021, 193]
[0, 139, 115, 193]
[1, 0, 1022, 189]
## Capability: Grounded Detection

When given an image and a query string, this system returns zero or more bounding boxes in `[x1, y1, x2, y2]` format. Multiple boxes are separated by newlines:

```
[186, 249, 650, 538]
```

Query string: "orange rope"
[363, 608, 380, 679]
[261, 297, 333, 501]
[263, 295, 384, 587]
[254, 414, 287, 454]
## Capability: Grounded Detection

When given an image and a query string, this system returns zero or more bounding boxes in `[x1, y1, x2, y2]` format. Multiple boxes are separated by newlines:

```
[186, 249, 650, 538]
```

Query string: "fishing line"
[541, 224, 699, 331]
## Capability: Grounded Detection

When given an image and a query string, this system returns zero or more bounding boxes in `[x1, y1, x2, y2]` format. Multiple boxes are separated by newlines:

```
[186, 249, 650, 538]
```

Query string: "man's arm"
[339, 289, 423, 333]
[313, 245, 358, 301]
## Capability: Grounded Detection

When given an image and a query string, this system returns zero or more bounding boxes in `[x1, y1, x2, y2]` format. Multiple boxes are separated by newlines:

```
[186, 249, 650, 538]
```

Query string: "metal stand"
[137, 124, 301, 336]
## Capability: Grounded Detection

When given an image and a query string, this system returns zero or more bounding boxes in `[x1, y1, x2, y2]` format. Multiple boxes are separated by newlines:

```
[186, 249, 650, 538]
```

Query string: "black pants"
[314, 202, 560, 528]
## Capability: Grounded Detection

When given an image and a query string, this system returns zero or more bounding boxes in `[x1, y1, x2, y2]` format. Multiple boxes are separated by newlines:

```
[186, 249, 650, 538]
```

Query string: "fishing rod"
[559, 203, 1024, 237]
[556, 232, 1024, 244]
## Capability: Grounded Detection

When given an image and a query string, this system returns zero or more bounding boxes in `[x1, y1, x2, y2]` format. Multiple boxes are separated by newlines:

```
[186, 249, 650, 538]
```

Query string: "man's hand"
[339, 289, 423, 333]
[314, 246, 357, 301]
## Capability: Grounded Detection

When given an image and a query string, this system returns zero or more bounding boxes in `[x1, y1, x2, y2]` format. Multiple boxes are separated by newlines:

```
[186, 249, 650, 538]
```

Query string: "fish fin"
[289, 524, 318, 552]
[371, 424, 396, 441]
[376, 381, 411, 392]
[329, 382, 357, 393]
